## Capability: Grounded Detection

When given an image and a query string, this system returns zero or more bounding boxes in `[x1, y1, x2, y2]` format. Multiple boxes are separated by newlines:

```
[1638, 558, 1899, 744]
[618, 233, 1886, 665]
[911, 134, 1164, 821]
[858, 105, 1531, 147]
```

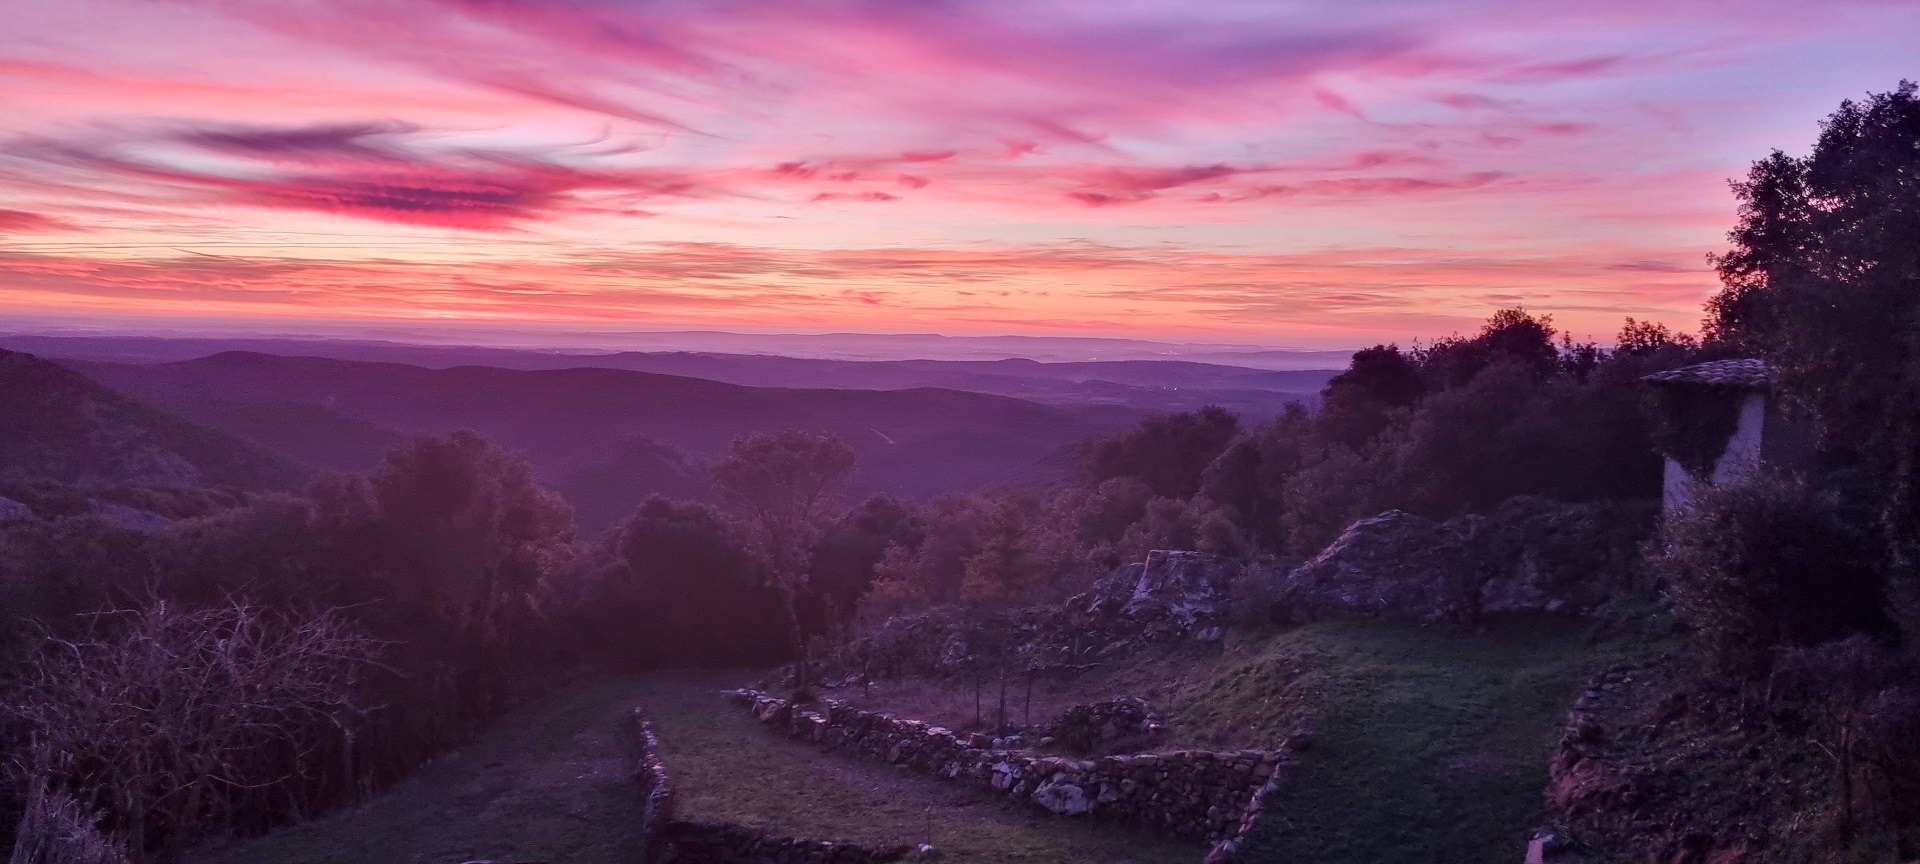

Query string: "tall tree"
[959, 499, 1040, 731]
[610, 497, 782, 667]
[711, 430, 857, 694]
[1317, 346, 1424, 450]
[361, 431, 575, 653]
[1079, 406, 1241, 499]
[1704, 81, 1920, 555]
[810, 494, 924, 628]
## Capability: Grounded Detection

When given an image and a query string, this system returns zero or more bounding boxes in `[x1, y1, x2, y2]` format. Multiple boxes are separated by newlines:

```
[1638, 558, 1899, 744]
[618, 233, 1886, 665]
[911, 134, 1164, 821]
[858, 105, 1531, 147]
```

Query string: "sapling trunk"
[1024, 670, 1035, 730]
[997, 667, 1008, 733]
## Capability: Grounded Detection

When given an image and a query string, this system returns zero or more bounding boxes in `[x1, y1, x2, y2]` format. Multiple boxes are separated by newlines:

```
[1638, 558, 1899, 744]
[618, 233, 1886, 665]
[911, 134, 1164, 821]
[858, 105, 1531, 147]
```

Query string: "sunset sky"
[0, 0, 1913, 348]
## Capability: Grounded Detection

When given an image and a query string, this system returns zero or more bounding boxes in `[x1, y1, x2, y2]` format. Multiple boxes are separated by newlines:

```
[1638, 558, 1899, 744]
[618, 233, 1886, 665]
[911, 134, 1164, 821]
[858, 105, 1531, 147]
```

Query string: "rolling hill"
[6, 335, 1336, 419]
[0, 349, 308, 492]
[73, 352, 1144, 533]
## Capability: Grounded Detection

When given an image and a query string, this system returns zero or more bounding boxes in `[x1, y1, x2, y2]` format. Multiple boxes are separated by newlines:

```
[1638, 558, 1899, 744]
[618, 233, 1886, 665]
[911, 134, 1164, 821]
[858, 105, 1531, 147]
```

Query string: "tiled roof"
[1642, 358, 1773, 388]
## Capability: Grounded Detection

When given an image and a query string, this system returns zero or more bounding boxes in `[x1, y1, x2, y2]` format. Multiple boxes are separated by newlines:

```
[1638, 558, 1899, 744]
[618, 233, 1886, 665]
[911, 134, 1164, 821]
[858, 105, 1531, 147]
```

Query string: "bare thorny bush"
[2, 601, 379, 864]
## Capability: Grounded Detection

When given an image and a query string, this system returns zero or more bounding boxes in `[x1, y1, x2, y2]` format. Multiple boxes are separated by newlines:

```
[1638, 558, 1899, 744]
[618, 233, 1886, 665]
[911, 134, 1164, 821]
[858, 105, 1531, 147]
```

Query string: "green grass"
[190, 672, 1201, 864]
[191, 675, 647, 864]
[637, 671, 1204, 864]
[188, 615, 1657, 864]
[828, 614, 1659, 862]
[1224, 616, 1654, 864]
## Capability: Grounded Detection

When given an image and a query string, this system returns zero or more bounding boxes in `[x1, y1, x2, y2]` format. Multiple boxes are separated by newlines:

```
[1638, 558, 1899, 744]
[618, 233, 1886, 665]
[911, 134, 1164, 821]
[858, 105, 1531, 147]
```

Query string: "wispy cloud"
[0, 0, 1912, 340]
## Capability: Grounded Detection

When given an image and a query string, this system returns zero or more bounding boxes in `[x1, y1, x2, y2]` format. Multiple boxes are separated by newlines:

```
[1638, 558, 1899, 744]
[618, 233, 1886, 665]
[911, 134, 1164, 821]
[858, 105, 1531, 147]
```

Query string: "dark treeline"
[0, 430, 583, 861]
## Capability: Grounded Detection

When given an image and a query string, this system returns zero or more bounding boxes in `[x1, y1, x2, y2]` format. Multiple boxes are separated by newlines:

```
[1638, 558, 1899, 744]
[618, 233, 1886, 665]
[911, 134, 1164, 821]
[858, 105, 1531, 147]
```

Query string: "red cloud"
[4, 122, 703, 230]
[0, 209, 80, 233]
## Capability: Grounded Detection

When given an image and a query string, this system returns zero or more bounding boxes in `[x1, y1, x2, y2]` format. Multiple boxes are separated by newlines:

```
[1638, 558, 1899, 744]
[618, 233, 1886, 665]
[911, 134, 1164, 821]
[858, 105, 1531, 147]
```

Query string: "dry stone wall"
[632, 709, 676, 850]
[629, 708, 911, 864]
[728, 689, 1287, 841]
[1198, 764, 1289, 864]
[653, 821, 911, 864]
[1041, 696, 1165, 755]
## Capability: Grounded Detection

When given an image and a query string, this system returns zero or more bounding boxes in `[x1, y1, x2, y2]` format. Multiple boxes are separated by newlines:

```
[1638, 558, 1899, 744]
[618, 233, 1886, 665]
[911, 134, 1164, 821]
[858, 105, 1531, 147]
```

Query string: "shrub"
[1772, 636, 1920, 851]
[1651, 471, 1889, 674]
[1078, 407, 1240, 499]
[1279, 445, 1377, 557]
[2, 602, 376, 863]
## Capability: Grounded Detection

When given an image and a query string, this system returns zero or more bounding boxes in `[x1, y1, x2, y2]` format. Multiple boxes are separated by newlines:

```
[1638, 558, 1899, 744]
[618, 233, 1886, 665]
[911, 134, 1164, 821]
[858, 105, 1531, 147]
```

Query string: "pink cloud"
[0, 0, 1912, 340]
[3, 121, 705, 229]
[0, 209, 80, 233]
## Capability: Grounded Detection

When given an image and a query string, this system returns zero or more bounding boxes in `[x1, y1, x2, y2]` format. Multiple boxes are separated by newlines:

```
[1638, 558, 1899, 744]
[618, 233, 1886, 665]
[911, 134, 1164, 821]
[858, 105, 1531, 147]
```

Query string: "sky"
[0, 0, 1913, 349]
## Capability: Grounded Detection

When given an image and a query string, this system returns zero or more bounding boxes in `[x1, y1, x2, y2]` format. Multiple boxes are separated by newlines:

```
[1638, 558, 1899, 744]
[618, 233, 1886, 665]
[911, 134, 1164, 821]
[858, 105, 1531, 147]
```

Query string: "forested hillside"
[0, 349, 306, 492]
[75, 352, 1139, 532]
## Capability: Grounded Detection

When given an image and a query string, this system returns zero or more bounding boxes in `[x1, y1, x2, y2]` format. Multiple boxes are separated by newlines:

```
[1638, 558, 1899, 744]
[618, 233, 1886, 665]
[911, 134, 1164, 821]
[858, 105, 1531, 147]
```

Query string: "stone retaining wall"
[629, 708, 911, 864]
[728, 689, 1287, 841]
[1198, 767, 1288, 863]
[654, 821, 911, 864]
[633, 709, 676, 849]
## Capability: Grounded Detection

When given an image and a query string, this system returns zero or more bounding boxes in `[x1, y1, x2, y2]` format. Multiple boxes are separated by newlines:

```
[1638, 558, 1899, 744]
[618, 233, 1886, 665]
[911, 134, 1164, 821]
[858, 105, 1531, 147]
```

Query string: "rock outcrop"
[1276, 497, 1654, 625]
[1278, 510, 1469, 625]
[1087, 550, 1235, 641]
[0, 495, 32, 523]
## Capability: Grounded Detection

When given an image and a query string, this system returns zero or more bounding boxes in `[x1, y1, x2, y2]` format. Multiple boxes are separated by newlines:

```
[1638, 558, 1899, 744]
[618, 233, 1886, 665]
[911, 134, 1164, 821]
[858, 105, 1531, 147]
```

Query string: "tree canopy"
[1704, 80, 1920, 549]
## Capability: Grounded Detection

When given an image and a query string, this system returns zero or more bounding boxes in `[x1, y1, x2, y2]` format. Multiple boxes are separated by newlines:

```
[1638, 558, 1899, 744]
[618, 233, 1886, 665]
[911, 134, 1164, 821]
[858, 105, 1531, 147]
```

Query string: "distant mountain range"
[68, 352, 1158, 533]
[0, 326, 1356, 368]
[0, 333, 1347, 534]
[3, 334, 1339, 419]
[0, 349, 307, 492]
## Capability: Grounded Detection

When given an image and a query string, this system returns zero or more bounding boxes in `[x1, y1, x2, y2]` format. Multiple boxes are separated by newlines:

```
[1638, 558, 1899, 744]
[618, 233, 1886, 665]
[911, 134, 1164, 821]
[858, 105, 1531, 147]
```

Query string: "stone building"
[1642, 358, 1816, 512]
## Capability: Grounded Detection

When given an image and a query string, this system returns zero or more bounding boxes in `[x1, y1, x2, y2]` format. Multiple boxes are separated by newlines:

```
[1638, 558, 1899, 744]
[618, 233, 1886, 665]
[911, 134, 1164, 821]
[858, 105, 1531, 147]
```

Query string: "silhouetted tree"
[810, 494, 924, 630]
[1198, 402, 1312, 552]
[608, 497, 782, 667]
[1080, 407, 1241, 499]
[711, 431, 857, 694]
[1416, 308, 1561, 388]
[1615, 318, 1699, 356]
[960, 499, 1040, 731]
[1704, 81, 1920, 558]
[1317, 346, 1425, 450]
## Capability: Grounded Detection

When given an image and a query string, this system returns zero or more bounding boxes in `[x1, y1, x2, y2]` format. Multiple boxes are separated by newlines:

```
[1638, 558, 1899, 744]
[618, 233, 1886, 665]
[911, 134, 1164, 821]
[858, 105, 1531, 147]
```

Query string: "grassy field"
[837, 614, 1664, 863]
[190, 614, 1657, 864]
[637, 671, 1205, 864]
[190, 671, 1202, 864]
[192, 676, 647, 864]
[1229, 616, 1657, 864]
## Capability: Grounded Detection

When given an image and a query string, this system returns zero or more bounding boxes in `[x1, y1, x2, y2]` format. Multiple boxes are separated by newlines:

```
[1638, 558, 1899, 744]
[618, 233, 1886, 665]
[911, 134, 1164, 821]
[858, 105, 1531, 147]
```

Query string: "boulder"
[91, 500, 173, 532]
[1465, 496, 1654, 616]
[1277, 510, 1472, 625]
[1087, 550, 1236, 638]
[1275, 498, 1654, 625]
[1031, 779, 1092, 815]
[0, 495, 33, 524]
